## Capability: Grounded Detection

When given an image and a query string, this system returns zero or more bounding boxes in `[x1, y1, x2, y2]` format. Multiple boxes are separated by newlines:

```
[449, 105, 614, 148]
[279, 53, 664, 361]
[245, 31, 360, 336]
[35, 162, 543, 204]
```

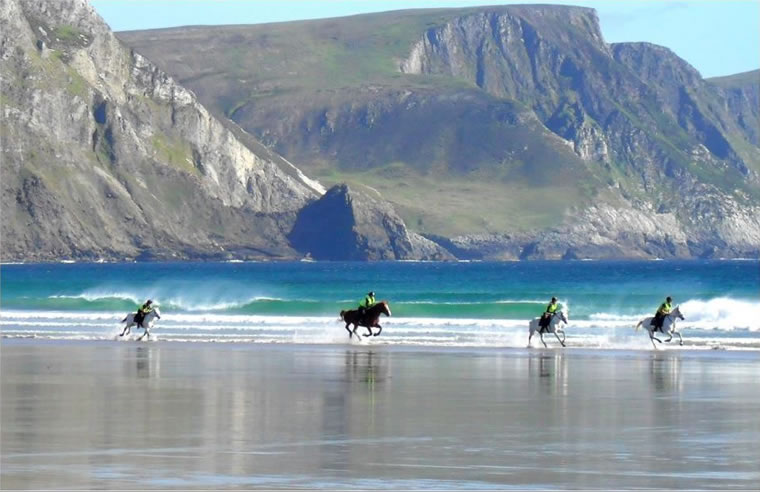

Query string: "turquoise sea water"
[1, 260, 758, 349]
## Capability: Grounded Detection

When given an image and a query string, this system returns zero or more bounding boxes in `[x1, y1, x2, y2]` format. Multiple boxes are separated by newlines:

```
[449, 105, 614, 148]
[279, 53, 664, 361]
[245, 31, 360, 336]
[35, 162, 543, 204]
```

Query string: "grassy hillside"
[707, 69, 760, 89]
[119, 5, 760, 240]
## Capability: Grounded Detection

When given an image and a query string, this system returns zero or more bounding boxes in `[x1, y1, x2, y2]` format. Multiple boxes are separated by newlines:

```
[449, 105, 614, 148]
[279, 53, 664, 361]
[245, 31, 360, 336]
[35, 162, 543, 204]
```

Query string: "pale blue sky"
[91, 0, 759, 78]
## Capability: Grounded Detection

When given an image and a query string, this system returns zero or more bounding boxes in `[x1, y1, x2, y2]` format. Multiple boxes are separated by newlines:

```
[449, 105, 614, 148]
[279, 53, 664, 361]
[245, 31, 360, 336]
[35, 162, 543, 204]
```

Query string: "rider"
[653, 296, 672, 330]
[134, 299, 153, 328]
[539, 297, 560, 331]
[358, 291, 376, 316]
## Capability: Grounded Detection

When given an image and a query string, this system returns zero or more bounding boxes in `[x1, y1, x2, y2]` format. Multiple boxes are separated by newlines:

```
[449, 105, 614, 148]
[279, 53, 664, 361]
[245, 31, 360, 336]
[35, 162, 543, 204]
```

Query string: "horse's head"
[557, 309, 568, 324]
[671, 306, 684, 321]
[379, 301, 391, 317]
[151, 307, 161, 319]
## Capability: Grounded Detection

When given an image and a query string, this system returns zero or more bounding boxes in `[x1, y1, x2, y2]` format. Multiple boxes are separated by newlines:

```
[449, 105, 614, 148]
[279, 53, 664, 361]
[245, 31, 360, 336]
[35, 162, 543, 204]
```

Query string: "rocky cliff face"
[1, 0, 324, 261]
[398, 8, 758, 184]
[442, 194, 760, 261]
[707, 70, 760, 147]
[289, 185, 453, 261]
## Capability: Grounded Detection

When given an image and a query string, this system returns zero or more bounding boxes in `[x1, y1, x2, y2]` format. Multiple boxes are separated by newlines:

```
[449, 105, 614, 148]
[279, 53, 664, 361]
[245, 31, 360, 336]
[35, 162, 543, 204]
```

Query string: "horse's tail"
[122, 315, 128, 323]
[340, 310, 346, 321]
[635, 320, 642, 332]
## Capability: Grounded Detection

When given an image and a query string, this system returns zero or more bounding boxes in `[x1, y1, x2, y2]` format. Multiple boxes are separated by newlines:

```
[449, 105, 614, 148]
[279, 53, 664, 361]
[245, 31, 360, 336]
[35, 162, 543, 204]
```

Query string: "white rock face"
[1, 0, 323, 261]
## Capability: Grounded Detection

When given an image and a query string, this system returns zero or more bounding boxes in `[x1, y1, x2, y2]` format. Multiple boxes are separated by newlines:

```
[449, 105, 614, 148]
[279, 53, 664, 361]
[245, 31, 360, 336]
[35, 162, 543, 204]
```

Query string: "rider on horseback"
[539, 297, 560, 332]
[653, 296, 672, 331]
[358, 291, 376, 316]
[134, 299, 153, 328]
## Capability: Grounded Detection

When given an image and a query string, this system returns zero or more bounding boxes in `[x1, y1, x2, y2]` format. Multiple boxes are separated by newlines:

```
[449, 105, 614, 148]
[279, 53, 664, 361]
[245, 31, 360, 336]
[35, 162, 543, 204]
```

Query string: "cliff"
[1, 0, 323, 262]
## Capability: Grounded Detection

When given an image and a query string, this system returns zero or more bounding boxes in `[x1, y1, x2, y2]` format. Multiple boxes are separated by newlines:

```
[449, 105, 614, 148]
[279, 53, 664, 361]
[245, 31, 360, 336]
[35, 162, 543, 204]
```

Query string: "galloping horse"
[340, 301, 391, 339]
[119, 307, 161, 341]
[636, 306, 684, 349]
[528, 310, 568, 348]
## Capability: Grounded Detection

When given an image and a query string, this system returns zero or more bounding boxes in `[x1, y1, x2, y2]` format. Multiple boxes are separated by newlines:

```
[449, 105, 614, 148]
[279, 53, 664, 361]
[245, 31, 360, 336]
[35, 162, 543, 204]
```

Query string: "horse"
[528, 310, 568, 348]
[635, 306, 684, 349]
[119, 307, 161, 341]
[340, 301, 391, 339]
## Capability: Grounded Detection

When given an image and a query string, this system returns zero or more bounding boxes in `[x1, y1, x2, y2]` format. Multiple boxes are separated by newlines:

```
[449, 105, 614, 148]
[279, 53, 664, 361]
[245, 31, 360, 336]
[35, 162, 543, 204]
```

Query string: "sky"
[90, 0, 760, 78]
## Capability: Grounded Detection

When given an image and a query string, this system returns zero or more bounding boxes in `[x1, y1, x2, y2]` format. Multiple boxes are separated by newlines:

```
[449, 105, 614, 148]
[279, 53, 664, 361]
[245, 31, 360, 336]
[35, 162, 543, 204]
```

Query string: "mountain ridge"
[118, 4, 760, 259]
[4, 1, 759, 261]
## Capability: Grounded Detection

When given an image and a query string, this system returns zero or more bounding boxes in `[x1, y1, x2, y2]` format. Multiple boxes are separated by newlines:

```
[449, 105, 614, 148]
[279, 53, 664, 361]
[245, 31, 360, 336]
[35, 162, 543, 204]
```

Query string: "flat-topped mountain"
[119, 5, 760, 259]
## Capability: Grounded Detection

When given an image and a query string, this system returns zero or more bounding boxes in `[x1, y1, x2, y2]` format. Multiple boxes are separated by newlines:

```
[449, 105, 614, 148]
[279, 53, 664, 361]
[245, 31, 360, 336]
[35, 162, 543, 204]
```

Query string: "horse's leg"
[352, 324, 360, 339]
[363, 324, 372, 337]
[539, 331, 547, 348]
[676, 330, 683, 346]
[554, 330, 565, 348]
[528, 326, 534, 347]
[648, 330, 659, 349]
[374, 324, 382, 337]
[345, 323, 353, 339]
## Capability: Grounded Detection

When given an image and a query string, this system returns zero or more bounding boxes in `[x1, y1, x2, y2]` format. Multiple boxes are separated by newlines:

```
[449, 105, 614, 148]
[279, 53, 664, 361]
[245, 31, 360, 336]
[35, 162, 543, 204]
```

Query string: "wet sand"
[2, 340, 759, 489]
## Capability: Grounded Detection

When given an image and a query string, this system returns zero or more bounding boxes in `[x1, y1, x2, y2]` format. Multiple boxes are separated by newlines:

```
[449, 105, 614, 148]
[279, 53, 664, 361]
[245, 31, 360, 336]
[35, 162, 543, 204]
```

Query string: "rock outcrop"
[289, 185, 453, 261]
[1, 0, 323, 262]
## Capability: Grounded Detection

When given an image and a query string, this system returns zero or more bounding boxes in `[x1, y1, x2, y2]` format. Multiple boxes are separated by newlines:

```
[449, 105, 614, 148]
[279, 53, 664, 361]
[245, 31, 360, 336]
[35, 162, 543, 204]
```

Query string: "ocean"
[1, 260, 759, 350]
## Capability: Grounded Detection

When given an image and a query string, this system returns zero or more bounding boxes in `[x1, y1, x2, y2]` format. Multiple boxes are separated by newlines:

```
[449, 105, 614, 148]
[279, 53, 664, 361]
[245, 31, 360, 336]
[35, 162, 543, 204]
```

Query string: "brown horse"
[340, 301, 392, 339]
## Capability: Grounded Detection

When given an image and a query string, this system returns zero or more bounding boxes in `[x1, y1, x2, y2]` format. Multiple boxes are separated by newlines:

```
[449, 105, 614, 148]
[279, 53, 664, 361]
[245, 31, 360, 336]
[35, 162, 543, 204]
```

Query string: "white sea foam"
[2, 296, 759, 349]
[47, 289, 288, 311]
[589, 298, 760, 331]
[679, 297, 760, 330]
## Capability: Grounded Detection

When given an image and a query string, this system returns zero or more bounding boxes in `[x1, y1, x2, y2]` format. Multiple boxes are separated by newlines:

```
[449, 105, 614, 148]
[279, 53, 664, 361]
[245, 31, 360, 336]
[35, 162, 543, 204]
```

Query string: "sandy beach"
[2, 340, 759, 489]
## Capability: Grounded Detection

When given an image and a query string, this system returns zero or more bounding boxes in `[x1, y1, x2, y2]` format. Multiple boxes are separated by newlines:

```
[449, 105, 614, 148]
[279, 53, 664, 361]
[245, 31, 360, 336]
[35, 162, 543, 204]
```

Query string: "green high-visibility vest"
[360, 295, 375, 308]
[658, 302, 672, 315]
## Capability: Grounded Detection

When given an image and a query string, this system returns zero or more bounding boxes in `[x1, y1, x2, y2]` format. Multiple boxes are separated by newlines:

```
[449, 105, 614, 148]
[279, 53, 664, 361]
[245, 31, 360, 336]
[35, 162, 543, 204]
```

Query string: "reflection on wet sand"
[320, 349, 390, 473]
[135, 346, 160, 379]
[649, 352, 682, 393]
[528, 352, 568, 397]
[2, 342, 760, 489]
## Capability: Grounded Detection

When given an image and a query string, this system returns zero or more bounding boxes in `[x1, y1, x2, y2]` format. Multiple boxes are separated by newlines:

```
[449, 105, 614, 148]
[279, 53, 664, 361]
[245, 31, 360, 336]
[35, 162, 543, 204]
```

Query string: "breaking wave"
[2, 296, 758, 350]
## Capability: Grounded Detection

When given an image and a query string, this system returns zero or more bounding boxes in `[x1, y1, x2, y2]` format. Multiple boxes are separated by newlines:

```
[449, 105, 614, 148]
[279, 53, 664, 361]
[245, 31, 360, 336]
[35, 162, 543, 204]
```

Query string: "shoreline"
[3, 337, 759, 357]
[3, 257, 759, 265]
